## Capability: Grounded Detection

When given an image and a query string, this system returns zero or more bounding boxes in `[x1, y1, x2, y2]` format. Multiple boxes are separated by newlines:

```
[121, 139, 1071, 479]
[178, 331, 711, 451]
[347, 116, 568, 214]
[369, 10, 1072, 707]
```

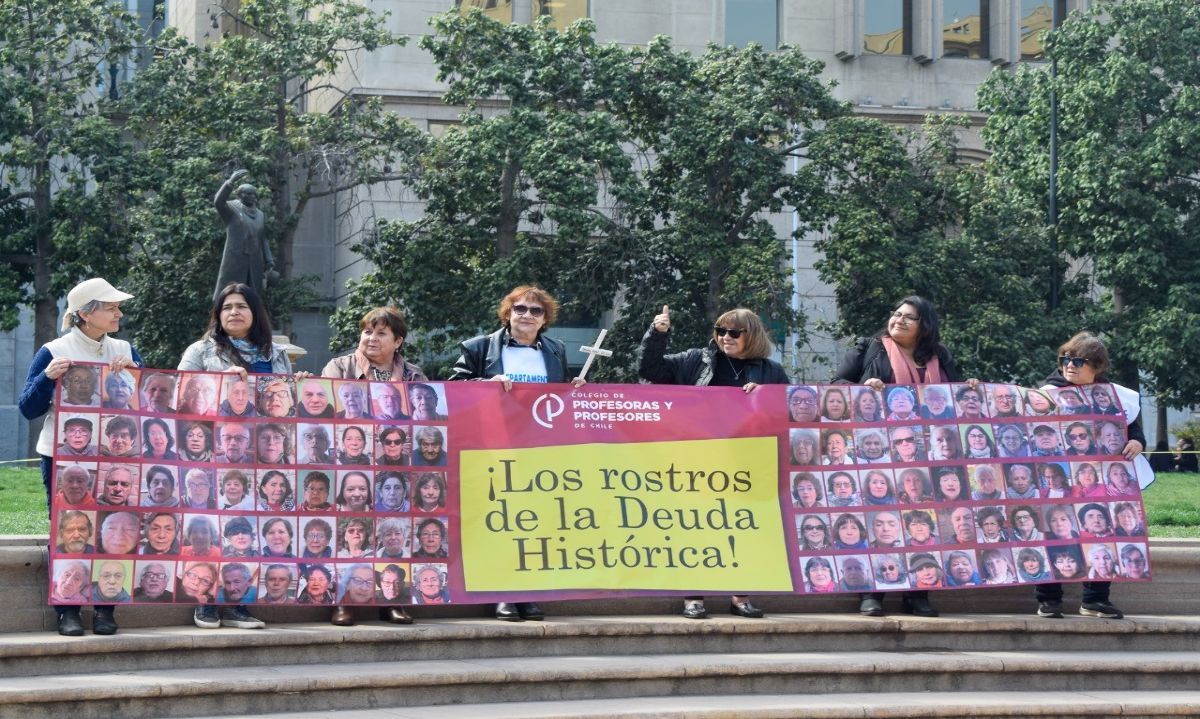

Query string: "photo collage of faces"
[49, 365, 453, 607]
[785, 382, 1149, 595]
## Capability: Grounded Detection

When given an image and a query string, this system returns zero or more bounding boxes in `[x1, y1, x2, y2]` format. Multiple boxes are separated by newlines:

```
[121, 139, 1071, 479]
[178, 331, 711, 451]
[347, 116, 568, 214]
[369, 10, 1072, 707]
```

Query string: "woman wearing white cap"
[19, 278, 140, 638]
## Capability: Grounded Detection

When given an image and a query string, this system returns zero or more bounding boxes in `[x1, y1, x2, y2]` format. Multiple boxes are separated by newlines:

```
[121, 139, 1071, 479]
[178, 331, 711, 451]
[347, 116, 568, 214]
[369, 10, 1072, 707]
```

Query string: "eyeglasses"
[892, 437, 916, 445]
[347, 577, 373, 588]
[141, 572, 167, 581]
[1068, 432, 1090, 440]
[801, 524, 823, 531]
[880, 564, 899, 571]
[1058, 356, 1089, 368]
[790, 396, 817, 406]
[890, 311, 920, 324]
[713, 327, 744, 339]
[381, 438, 405, 446]
[511, 304, 545, 317]
[184, 570, 214, 589]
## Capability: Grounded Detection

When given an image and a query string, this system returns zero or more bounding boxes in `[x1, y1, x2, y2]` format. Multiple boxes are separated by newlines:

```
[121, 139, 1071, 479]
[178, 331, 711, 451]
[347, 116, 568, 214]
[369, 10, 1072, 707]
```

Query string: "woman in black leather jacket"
[639, 305, 790, 620]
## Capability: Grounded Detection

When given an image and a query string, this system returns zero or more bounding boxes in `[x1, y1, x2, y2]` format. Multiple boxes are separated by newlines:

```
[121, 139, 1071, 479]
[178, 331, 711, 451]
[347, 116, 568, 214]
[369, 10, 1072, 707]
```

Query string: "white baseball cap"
[62, 278, 133, 331]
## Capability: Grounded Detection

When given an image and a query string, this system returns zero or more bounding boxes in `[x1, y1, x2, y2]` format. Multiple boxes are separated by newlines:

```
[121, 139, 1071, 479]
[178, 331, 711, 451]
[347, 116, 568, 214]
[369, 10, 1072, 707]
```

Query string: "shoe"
[380, 607, 414, 624]
[902, 596, 939, 617]
[1080, 601, 1124, 619]
[859, 597, 884, 617]
[57, 608, 84, 637]
[220, 605, 266, 629]
[331, 606, 355, 626]
[682, 601, 708, 619]
[193, 605, 220, 629]
[92, 606, 118, 635]
[517, 602, 544, 621]
[495, 602, 523, 621]
[730, 601, 764, 618]
[1037, 601, 1064, 618]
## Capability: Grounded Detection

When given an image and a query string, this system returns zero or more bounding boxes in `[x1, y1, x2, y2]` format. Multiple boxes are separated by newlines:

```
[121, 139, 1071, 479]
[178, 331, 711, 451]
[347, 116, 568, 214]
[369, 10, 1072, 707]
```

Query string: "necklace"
[370, 367, 393, 381]
[725, 355, 745, 382]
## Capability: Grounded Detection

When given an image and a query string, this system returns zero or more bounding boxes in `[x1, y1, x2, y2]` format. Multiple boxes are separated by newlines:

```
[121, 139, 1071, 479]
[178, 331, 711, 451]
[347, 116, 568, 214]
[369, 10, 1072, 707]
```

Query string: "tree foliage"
[118, 0, 425, 367]
[978, 0, 1200, 403]
[338, 11, 850, 379]
[807, 115, 1086, 385]
[0, 0, 140, 348]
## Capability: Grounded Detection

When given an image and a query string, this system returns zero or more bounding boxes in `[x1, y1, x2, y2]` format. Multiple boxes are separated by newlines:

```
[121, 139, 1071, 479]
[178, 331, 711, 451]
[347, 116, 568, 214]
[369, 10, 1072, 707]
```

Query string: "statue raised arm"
[214, 169, 274, 300]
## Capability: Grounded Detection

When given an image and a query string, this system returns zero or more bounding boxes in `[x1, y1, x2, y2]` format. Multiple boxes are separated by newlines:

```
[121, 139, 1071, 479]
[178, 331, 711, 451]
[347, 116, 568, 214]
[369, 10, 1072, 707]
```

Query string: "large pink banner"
[47, 365, 1150, 606]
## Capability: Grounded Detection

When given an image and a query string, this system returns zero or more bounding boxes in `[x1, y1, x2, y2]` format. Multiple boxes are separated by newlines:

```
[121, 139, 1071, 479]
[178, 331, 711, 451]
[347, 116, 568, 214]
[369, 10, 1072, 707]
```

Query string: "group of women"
[26, 276, 1145, 636]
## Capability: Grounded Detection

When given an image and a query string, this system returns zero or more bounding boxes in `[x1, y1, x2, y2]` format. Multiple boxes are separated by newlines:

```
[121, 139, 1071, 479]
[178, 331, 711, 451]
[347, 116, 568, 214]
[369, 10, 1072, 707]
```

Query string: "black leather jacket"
[638, 326, 790, 386]
[449, 328, 570, 383]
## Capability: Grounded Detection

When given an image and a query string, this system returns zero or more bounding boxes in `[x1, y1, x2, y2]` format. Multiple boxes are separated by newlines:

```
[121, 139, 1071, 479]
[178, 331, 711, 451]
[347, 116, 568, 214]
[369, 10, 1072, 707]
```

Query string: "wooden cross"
[576, 329, 612, 381]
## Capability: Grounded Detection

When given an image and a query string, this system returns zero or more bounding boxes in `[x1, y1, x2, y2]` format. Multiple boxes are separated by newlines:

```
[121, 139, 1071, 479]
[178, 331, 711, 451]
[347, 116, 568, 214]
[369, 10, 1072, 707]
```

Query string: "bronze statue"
[214, 169, 275, 300]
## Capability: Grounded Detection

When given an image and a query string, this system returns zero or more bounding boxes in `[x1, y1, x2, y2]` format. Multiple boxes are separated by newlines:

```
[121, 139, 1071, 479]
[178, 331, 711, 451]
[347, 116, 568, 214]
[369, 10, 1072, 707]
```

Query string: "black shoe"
[1080, 601, 1124, 619]
[92, 607, 118, 635]
[902, 596, 939, 617]
[517, 602, 544, 621]
[330, 605, 355, 626]
[57, 609, 84, 637]
[730, 601, 764, 618]
[1037, 601, 1064, 618]
[495, 602, 523, 621]
[859, 597, 884, 617]
[193, 605, 220, 629]
[221, 605, 266, 629]
[380, 607, 414, 624]
[682, 602, 708, 619]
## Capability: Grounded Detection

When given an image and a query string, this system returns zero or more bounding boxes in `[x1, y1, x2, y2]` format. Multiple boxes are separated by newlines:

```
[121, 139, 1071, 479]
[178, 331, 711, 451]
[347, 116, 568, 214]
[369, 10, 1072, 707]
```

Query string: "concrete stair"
[2, 614, 1200, 718]
[5, 538, 1200, 717]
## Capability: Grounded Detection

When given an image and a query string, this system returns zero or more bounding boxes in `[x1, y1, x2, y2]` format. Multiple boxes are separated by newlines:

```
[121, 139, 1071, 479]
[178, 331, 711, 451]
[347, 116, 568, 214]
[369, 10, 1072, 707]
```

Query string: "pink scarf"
[881, 336, 946, 385]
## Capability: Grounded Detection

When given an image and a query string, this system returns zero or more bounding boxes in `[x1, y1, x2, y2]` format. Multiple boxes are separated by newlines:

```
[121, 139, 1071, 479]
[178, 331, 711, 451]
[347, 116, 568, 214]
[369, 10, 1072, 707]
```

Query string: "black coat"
[449, 328, 570, 383]
[832, 336, 962, 384]
[638, 326, 790, 386]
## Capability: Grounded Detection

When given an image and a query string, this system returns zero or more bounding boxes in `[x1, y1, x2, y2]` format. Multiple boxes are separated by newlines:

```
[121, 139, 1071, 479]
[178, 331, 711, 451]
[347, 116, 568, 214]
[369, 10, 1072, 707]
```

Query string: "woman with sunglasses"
[832, 295, 976, 619]
[450, 286, 583, 623]
[1034, 331, 1145, 621]
[640, 305, 789, 620]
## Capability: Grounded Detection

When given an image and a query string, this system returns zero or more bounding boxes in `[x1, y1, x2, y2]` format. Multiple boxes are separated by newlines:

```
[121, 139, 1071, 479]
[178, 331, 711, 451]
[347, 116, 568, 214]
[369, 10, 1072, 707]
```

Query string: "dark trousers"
[1035, 581, 1110, 604]
[864, 590, 928, 603]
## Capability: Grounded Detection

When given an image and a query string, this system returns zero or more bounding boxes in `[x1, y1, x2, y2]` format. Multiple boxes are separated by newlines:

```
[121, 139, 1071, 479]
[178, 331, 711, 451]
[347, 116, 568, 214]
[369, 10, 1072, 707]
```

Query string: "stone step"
[5, 538, 1200, 633]
[4, 650, 1200, 719]
[4, 614, 1200, 679]
[179, 691, 1200, 719]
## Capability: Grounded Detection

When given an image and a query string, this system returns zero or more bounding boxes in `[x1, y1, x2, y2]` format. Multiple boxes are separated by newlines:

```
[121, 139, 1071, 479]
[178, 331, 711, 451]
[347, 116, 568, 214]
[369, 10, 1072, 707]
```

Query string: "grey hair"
[69, 300, 103, 328]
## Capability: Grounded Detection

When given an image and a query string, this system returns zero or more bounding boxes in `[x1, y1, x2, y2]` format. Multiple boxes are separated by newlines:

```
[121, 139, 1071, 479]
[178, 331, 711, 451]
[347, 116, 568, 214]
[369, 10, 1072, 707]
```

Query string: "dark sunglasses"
[892, 436, 916, 445]
[713, 327, 745, 339]
[381, 438, 405, 446]
[801, 524, 824, 531]
[1058, 356, 1089, 368]
[512, 304, 545, 317]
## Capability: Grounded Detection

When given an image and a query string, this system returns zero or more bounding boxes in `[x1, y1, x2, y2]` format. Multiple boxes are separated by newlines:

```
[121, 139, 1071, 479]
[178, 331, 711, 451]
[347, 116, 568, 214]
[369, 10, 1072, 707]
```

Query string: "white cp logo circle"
[532, 393, 565, 429]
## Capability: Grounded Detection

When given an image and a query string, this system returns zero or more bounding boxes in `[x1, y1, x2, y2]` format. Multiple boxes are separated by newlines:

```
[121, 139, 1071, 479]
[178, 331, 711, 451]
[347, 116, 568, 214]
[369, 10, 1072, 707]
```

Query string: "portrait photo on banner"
[48, 365, 457, 605]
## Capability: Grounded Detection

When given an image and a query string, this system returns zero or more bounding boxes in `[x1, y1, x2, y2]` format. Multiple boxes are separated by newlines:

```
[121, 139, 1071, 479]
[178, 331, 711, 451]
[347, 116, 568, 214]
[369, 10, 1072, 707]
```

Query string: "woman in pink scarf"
[833, 295, 977, 619]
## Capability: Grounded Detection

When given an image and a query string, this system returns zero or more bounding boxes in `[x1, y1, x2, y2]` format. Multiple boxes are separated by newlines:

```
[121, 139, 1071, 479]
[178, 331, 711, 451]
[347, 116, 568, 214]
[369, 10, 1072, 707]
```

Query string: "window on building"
[535, 0, 588, 31]
[457, 0, 513, 24]
[942, 0, 989, 59]
[864, 0, 911, 56]
[725, 0, 778, 50]
[1020, 0, 1066, 61]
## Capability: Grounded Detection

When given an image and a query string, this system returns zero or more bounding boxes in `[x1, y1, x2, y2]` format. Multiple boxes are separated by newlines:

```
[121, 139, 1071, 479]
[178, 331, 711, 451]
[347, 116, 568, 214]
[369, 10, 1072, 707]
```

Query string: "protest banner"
[48, 366, 1150, 605]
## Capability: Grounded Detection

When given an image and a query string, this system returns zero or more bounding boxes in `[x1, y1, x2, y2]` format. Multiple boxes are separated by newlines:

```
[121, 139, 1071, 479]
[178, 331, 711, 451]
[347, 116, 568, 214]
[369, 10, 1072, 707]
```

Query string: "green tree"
[119, 0, 425, 367]
[806, 115, 1085, 385]
[0, 0, 140, 349]
[340, 12, 850, 380]
[978, 0, 1200, 409]
[335, 11, 640, 372]
[588, 38, 846, 379]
